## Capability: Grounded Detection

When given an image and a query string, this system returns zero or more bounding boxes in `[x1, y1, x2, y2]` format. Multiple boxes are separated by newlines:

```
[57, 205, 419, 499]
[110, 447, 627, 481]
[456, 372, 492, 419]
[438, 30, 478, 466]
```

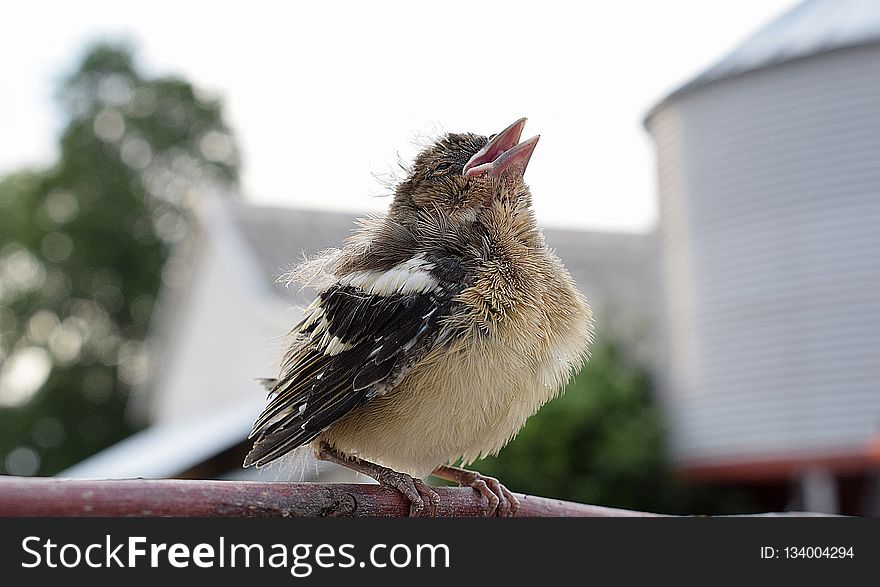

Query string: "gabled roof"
[93, 198, 655, 479]
[228, 201, 658, 328]
[60, 396, 351, 482]
[230, 203, 360, 301]
[647, 0, 880, 121]
[62, 399, 261, 479]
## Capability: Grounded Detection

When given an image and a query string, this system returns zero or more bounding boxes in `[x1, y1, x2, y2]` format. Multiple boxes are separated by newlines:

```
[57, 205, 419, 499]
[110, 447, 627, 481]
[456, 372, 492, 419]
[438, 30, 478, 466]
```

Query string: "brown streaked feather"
[244, 281, 458, 468]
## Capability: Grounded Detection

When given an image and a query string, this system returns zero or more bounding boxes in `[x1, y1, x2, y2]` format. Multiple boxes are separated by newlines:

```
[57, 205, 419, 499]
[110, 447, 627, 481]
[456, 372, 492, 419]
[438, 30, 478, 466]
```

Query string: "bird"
[244, 118, 593, 516]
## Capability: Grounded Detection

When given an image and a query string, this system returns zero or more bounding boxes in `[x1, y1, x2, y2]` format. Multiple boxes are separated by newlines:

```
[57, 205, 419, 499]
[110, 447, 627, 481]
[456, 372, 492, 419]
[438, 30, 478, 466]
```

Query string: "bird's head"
[389, 118, 539, 226]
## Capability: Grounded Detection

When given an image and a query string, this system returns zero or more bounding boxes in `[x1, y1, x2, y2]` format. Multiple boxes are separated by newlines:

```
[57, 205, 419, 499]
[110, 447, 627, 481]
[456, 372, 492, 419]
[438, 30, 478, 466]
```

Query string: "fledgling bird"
[244, 118, 593, 516]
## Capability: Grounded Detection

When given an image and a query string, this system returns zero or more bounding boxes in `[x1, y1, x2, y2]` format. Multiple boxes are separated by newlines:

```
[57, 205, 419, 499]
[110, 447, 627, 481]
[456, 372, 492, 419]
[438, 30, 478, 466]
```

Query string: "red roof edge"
[679, 442, 880, 483]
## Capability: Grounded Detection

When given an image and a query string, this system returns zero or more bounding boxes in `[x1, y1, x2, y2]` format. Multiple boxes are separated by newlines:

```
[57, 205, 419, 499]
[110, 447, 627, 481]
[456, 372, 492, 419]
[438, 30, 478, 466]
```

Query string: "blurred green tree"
[0, 41, 239, 475]
[473, 336, 758, 514]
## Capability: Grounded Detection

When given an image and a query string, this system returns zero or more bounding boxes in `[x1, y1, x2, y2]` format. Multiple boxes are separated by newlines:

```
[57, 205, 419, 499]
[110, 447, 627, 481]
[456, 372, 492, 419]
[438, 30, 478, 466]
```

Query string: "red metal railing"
[0, 476, 834, 517]
[0, 477, 659, 517]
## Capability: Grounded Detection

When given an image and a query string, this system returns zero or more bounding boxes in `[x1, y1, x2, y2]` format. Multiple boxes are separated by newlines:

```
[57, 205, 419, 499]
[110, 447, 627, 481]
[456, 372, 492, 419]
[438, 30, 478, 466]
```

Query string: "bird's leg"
[431, 465, 519, 517]
[316, 442, 439, 517]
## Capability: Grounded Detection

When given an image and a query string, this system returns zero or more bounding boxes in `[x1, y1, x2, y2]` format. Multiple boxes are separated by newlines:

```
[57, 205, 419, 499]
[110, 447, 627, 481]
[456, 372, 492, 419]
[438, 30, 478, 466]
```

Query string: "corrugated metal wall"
[647, 44, 880, 465]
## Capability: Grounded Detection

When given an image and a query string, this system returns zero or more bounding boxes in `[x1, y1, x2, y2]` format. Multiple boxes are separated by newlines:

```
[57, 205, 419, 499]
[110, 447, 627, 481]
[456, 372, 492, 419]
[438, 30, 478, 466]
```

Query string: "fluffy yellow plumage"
[246, 119, 593, 516]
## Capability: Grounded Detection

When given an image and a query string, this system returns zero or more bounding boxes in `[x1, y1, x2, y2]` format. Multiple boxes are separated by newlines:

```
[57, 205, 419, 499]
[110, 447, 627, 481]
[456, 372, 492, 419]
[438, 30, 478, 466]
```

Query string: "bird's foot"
[373, 467, 440, 517]
[431, 465, 519, 517]
[316, 442, 439, 517]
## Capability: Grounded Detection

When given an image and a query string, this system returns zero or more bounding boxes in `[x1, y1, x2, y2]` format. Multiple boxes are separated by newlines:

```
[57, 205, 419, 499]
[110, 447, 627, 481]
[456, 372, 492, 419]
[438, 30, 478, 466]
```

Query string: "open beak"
[463, 117, 540, 179]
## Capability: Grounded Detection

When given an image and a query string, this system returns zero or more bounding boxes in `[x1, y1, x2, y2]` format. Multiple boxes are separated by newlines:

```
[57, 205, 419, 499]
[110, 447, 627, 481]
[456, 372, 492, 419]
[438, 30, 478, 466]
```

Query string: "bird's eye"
[432, 161, 453, 175]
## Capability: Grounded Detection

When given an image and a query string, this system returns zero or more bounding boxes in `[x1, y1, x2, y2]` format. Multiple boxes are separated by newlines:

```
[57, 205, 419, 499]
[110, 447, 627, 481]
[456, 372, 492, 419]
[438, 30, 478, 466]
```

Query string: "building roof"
[61, 399, 261, 479]
[647, 0, 880, 121]
[229, 201, 658, 332]
[60, 396, 353, 482]
[74, 198, 656, 479]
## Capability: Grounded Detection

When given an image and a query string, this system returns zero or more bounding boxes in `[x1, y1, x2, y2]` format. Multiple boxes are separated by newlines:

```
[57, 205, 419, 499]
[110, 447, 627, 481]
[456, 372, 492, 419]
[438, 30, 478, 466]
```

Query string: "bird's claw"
[315, 442, 440, 517]
[413, 477, 441, 517]
[456, 471, 519, 517]
[376, 468, 440, 517]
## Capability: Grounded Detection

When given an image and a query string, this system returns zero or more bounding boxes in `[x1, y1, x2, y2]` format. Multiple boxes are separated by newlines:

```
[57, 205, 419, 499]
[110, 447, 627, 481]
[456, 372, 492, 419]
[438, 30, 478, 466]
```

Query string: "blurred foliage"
[0, 41, 239, 475]
[474, 336, 759, 514]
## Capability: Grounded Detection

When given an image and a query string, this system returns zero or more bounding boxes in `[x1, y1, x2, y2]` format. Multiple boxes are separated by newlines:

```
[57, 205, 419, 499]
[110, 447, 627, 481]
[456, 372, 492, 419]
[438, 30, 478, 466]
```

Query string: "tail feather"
[244, 425, 320, 468]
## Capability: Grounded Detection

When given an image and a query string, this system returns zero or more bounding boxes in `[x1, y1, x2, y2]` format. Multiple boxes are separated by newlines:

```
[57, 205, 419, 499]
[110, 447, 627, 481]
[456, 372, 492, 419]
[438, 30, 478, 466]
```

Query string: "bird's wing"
[244, 258, 457, 467]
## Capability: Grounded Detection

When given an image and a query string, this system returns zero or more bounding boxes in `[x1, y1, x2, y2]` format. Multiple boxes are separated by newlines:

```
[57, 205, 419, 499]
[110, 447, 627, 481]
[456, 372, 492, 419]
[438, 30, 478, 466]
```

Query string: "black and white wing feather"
[244, 257, 457, 467]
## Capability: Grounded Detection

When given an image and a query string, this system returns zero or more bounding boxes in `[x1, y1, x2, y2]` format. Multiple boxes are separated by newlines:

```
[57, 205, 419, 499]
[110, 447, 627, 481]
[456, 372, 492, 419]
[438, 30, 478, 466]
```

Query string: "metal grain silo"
[645, 0, 880, 511]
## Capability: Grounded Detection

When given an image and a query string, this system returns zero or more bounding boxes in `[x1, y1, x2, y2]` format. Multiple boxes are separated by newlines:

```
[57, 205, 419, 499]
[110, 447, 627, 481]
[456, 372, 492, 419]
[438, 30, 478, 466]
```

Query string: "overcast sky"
[1, 0, 799, 232]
